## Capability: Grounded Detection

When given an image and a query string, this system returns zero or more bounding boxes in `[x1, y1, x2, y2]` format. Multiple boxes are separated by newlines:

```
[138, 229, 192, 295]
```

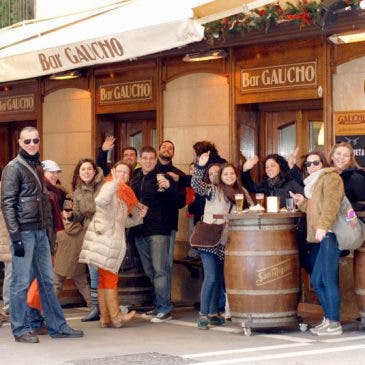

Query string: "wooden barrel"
[354, 243, 365, 319]
[118, 235, 153, 309]
[225, 213, 301, 328]
[118, 266, 153, 308]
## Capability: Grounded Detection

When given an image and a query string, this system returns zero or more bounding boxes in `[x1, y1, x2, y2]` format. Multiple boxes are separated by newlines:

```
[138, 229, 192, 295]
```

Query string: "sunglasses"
[304, 160, 321, 168]
[23, 138, 40, 145]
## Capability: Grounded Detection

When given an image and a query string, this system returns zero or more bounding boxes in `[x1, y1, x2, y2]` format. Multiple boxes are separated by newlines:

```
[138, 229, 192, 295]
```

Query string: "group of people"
[0, 125, 364, 343]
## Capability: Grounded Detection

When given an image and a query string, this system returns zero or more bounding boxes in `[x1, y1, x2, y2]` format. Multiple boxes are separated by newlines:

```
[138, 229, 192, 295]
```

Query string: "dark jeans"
[310, 232, 341, 322]
[199, 251, 224, 316]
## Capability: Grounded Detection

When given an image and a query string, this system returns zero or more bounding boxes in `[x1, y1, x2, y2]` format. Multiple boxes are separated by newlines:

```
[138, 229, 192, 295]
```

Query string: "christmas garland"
[204, 0, 361, 44]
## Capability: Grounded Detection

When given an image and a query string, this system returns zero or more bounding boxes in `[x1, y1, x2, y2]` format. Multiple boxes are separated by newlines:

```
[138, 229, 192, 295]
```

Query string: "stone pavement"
[1, 306, 365, 365]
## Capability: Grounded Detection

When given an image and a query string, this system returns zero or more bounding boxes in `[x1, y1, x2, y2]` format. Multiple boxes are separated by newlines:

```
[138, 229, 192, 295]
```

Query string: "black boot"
[81, 289, 100, 322]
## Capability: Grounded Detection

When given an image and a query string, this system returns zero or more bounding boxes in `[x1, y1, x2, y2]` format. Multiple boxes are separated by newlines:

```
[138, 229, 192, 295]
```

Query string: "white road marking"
[189, 343, 365, 364]
[259, 333, 316, 343]
[182, 343, 309, 358]
[320, 334, 365, 343]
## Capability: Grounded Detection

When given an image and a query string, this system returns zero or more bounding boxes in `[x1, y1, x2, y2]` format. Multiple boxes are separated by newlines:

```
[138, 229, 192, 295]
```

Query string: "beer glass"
[156, 173, 165, 192]
[255, 193, 265, 207]
[235, 193, 244, 213]
[286, 197, 295, 212]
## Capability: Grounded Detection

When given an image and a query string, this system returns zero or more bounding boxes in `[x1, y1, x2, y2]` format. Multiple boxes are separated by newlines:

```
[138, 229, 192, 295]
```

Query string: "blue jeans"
[168, 230, 176, 274]
[199, 251, 224, 316]
[135, 235, 172, 314]
[2, 261, 11, 308]
[10, 230, 69, 337]
[310, 232, 341, 322]
[88, 264, 99, 290]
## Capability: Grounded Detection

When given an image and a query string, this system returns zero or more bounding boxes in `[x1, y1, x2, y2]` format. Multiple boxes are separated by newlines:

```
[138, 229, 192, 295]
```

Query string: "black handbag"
[189, 221, 226, 249]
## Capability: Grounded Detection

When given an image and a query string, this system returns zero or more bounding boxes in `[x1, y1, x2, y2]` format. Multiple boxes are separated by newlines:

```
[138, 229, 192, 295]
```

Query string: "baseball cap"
[42, 160, 62, 172]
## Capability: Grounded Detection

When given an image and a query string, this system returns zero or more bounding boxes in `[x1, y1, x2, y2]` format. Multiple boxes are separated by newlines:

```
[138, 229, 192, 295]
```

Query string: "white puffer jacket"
[79, 181, 143, 273]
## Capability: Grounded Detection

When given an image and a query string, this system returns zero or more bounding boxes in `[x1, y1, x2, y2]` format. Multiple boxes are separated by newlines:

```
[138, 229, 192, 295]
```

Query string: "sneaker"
[143, 308, 158, 317]
[197, 315, 209, 330]
[150, 312, 172, 323]
[313, 321, 343, 336]
[208, 314, 225, 326]
[310, 317, 329, 334]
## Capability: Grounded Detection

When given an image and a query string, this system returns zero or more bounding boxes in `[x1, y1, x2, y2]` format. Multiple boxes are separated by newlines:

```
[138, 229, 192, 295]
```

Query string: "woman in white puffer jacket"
[80, 163, 147, 328]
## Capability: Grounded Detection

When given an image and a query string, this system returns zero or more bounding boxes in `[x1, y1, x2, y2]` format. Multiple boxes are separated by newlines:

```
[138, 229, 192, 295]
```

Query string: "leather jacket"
[1, 155, 52, 242]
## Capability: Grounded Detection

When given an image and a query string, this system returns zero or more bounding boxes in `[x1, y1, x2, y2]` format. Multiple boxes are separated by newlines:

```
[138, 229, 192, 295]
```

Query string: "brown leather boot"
[98, 289, 112, 328]
[104, 288, 136, 328]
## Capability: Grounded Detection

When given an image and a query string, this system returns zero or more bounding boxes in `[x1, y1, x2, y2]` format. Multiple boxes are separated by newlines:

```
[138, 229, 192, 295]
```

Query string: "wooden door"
[95, 112, 156, 164]
[0, 121, 36, 169]
[259, 100, 323, 165]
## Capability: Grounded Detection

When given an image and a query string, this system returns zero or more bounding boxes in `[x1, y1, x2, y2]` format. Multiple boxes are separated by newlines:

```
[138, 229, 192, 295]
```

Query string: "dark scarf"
[266, 175, 284, 189]
[19, 148, 41, 168]
[18, 148, 44, 183]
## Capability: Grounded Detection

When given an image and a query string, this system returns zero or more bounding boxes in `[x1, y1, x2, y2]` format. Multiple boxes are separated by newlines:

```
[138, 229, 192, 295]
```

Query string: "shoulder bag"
[332, 196, 365, 250]
[189, 220, 226, 249]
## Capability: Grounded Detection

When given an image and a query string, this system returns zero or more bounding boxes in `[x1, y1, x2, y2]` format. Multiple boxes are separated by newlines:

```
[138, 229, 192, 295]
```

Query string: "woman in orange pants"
[80, 162, 147, 328]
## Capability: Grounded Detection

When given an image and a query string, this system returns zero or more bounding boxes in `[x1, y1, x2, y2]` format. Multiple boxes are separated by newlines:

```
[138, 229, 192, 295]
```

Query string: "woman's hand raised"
[242, 155, 259, 172]
[198, 152, 210, 167]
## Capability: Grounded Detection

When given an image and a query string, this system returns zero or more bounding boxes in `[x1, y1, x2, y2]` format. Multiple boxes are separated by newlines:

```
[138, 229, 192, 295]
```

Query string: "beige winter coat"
[299, 168, 344, 243]
[0, 182, 11, 262]
[79, 181, 143, 273]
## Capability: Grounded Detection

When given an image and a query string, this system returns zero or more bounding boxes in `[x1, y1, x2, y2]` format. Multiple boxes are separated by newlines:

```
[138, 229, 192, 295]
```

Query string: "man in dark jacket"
[156, 140, 186, 275]
[1, 126, 83, 343]
[131, 146, 178, 323]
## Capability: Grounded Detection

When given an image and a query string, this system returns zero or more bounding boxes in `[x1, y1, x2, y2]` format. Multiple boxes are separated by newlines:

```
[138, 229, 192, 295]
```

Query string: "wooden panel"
[331, 40, 365, 69]
[95, 61, 158, 114]
[234, 38, 325, 104]
[0, 79, 41, 123]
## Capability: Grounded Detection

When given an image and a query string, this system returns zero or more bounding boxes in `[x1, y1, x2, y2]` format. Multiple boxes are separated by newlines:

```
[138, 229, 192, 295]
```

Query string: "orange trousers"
[98, 268, 118, 289]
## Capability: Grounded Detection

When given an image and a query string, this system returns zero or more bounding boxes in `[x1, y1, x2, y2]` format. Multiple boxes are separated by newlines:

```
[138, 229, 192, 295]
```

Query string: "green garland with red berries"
[204, 0, 361, 44]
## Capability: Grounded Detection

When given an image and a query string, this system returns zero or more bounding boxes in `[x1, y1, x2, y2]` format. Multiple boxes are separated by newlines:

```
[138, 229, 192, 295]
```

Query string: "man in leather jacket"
[1, 126, 84, 343]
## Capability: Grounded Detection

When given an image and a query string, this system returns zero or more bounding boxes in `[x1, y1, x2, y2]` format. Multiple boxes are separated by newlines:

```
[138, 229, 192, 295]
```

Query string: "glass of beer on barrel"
[235, 193, 244, 213]
[255, 193, 265, 207]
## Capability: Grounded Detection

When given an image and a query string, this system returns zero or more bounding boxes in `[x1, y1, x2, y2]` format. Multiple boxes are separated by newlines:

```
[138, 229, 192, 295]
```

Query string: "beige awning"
[0, 0, 205, 83]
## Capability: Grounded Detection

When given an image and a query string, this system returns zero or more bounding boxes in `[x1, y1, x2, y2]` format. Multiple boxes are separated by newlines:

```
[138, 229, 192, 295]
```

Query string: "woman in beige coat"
[80, 162, 147, 328]
[291, 151, 344, 336]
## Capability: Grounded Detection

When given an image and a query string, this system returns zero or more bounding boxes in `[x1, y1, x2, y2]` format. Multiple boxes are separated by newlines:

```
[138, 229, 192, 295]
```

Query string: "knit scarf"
[266, 175, 283, 189]
[105, 177, 138, 213]
[303, 169, 326, 199]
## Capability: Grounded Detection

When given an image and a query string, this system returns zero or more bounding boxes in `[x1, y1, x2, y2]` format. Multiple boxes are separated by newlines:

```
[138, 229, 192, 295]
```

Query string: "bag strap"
[16, 155, 43, 191]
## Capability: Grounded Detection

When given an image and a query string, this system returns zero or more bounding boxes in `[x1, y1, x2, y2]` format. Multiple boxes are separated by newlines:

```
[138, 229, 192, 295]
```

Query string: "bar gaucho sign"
[335, 110, 365, 167]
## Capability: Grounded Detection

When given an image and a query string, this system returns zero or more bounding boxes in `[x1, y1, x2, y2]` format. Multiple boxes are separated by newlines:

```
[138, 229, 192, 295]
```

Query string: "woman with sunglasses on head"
[80, 161, 147, 328]
[41, 160, 93, 313]
[192, 152, 253, 330]
[242, 153, 303, 208]
[329, 142, 365, 222]
[64, 158, 104, 322]
[291, 151, 344, 336]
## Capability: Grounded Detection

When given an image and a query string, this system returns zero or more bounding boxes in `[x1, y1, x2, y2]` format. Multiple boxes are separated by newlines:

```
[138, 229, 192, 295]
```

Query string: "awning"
[0, 0, 205, 83]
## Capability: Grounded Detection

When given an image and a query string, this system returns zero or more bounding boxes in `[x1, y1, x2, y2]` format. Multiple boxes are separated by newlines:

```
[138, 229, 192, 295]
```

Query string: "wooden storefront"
[0, 23, 365, 312]
[0, 79, 41, 166]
